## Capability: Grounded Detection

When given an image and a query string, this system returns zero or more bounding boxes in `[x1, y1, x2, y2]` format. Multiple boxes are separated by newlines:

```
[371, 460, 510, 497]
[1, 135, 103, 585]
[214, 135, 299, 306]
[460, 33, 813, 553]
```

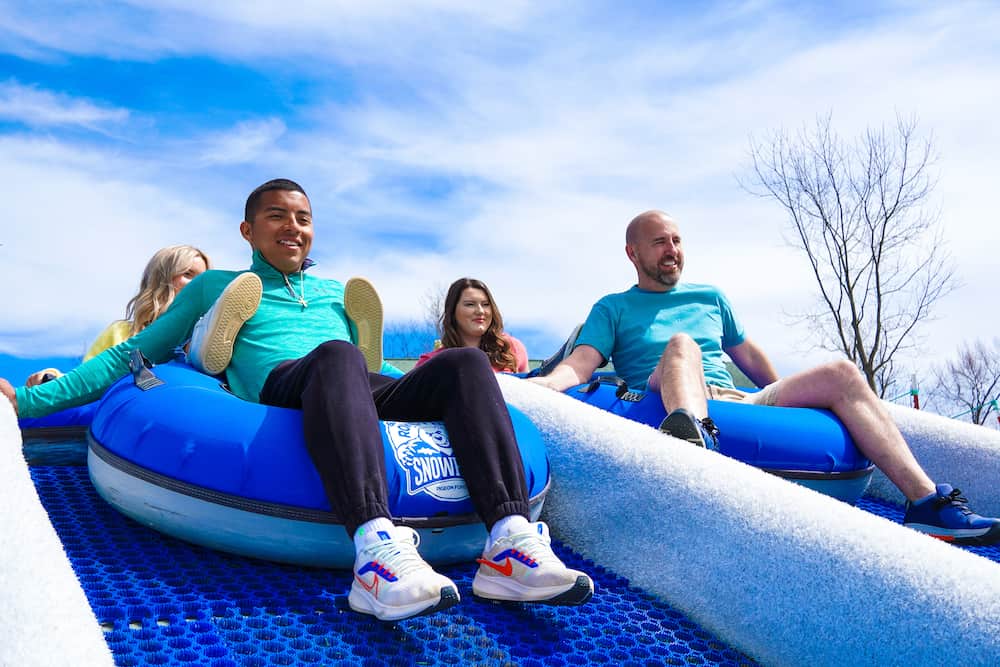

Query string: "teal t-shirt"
[17, 250, 399, 418]
[575, 283, 745, 390]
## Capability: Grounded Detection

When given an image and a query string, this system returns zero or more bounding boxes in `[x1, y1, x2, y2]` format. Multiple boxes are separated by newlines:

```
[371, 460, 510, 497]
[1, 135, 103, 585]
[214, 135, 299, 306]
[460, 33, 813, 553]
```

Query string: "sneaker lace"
[362, 533, 428, 578]
[506, 530, 561, 568]
[699, 417, 720, 438]
[936, 487, 973, 516]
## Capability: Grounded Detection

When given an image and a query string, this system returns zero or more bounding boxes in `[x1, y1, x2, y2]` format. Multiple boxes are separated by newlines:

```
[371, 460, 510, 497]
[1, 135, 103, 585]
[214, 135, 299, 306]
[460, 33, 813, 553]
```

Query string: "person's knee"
[427, 347, 494, 382]
[314, 339, 365, 367]
[437, 346, 489, 368]
[820, 359, 868, 393]
[662, 333, 698, 361]
[667, 332, 696, 347]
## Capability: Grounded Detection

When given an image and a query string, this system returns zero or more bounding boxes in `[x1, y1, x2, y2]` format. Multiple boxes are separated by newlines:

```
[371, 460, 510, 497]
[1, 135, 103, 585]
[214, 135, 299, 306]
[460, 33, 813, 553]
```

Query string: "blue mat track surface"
[31, 464, 760, 667]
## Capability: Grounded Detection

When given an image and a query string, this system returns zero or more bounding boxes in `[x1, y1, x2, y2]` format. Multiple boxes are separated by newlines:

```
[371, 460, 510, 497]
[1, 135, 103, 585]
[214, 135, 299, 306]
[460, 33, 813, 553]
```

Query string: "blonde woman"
[25, 245, 210, 386]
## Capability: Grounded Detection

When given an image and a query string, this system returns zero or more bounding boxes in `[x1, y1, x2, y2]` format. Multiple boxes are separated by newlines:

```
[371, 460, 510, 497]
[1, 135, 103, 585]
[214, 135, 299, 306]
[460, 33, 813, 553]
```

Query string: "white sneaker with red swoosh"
[472, 522, 593, 605]
[348, 526, 459, 621]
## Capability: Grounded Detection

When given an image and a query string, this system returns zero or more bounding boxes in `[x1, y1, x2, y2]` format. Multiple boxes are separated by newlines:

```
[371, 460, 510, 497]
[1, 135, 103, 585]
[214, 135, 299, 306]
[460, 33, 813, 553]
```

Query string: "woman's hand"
[0, 378, 18, 416]
[25, 368, 62, 387]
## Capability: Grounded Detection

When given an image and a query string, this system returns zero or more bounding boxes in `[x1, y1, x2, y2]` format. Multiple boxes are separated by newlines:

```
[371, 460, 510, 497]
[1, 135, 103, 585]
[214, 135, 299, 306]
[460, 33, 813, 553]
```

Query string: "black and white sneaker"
[659, 408, 720, 451]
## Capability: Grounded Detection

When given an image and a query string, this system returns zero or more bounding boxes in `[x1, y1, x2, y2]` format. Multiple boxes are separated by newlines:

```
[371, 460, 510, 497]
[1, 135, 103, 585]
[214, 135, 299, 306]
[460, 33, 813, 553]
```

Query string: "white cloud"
[0, 80, 128, 128]
[2, 1, 999, 386]
[195, 118, 287, 166]
[0, 136, 244, 356]
[0, 1, 542, 64]
[302, 3, 999, 376]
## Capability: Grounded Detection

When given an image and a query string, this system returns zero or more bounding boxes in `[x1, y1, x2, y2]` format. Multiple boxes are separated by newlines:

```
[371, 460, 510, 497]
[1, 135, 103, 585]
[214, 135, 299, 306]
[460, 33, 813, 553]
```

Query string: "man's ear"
[625, 244, 636, 262]
[240, 220, 254, 245]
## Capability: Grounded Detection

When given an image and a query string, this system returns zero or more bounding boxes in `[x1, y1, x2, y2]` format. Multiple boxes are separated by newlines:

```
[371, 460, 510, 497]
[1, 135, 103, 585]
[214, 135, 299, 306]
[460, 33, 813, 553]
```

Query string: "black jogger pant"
[259, 340, 530, 536]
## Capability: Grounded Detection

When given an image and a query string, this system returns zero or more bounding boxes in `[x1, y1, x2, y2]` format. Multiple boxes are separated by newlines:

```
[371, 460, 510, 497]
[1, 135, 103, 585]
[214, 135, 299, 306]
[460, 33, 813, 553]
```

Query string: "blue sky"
[1, 1, 998, 400]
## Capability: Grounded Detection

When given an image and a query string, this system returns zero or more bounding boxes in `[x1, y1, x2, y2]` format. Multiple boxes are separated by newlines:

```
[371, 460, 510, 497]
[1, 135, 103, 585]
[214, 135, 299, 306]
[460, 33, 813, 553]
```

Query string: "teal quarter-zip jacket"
[17, 251, 396, 417]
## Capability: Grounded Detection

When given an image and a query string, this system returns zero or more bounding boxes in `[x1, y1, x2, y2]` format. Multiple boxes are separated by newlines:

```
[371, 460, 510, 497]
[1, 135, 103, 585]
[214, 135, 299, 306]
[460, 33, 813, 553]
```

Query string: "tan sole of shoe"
[343, 276, 384, 373]
[199, 272, 263, 375]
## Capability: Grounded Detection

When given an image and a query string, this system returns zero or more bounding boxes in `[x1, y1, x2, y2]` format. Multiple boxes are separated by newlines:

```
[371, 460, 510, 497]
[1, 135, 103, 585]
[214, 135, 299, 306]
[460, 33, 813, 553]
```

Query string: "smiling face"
[170, 254, 208, 292]
[454, 287, 493, 345]
[240, 188, 313, 274]
[626, 212, 684, 291]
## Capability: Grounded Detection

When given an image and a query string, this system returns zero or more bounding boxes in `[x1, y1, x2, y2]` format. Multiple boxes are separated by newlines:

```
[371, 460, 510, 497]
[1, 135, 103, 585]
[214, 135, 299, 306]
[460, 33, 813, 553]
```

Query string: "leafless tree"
[419, 283, 446, 336]
[931, 339, 1000, 426]
[744, 114, 956, 396]
[384, 321, 436, 359]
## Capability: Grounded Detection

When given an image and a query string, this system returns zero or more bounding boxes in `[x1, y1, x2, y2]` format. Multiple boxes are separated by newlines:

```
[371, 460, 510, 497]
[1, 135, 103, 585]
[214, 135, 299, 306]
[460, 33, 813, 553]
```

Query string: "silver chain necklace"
[283, 271, 308, 308]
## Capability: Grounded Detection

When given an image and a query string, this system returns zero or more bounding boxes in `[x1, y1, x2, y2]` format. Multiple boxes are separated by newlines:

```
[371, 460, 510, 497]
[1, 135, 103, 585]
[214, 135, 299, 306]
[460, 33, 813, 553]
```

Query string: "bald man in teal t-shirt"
[574, 283, 744, 391]
[531, 209, 1000, 546]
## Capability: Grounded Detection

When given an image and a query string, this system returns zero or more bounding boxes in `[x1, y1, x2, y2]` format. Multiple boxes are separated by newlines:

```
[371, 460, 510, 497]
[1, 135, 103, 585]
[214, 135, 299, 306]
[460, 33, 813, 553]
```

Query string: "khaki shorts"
[707, 382, 781, 407]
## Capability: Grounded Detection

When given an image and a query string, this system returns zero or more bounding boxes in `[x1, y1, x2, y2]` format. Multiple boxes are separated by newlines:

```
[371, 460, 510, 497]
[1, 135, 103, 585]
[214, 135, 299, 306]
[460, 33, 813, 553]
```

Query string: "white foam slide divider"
[866, 403, 1000, 516]
[0, 400, 114, 667]
[498, 375, 1000, 667]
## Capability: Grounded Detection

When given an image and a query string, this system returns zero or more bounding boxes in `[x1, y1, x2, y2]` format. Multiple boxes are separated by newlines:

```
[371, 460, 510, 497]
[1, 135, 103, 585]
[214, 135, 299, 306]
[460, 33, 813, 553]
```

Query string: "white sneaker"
[188, 272, 262, 375]
[473, 521, 593, 605]
[343, 276, 384, 373]
[349, 526, 459, 621]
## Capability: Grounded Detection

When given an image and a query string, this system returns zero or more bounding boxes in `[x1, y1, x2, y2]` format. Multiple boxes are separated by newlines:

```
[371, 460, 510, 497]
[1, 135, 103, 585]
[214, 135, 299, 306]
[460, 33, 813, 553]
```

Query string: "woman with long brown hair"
[417, 277, 529, 373]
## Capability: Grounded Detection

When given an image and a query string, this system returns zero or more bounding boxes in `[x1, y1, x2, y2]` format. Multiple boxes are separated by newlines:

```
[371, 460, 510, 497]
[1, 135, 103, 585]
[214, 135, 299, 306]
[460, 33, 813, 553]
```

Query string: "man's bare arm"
[725, 338, 780, 389]
[528, 345, 605, 391]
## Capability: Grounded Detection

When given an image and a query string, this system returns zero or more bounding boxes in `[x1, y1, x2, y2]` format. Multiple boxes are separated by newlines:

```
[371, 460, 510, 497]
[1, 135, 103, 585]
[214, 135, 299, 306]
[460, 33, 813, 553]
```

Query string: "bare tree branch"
[931, 339, 1000, 425]
[742, 114, 956, 396]
[419, 282, 447, 337]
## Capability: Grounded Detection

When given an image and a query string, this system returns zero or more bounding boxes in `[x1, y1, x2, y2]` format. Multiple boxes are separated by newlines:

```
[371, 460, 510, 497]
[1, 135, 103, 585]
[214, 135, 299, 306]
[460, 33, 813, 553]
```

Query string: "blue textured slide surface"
[32, 463, 761, 666]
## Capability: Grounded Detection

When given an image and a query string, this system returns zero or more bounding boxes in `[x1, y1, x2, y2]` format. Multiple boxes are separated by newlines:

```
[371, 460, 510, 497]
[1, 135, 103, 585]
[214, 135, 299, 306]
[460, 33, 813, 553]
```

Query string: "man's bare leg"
[765, 359, 934, 501]
[648, 333, 709, 417]
[648, 334, 719, 448]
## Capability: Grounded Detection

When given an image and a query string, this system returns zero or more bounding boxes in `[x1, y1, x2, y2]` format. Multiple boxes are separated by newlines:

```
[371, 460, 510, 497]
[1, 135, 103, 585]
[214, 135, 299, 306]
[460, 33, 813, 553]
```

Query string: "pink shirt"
[416, 332, 529, 373]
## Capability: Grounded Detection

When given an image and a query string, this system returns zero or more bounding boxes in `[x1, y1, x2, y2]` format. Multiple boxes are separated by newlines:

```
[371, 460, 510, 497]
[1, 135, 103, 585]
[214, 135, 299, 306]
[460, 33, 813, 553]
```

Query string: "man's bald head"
[625, 210, 685, 291]
[626, 210, 676, 246]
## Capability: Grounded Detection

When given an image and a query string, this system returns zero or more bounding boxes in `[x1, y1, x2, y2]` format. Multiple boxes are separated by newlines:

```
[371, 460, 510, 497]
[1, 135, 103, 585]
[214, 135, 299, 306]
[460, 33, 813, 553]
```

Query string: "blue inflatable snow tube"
[565, 374, 874, 503]
[20, 401, 98, 436]
[87, 362, 550, 567]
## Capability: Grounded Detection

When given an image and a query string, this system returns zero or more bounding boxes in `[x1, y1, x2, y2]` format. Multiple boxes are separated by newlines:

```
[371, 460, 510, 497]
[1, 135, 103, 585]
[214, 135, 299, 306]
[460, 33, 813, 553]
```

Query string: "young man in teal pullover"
[2, 179, 593, 622]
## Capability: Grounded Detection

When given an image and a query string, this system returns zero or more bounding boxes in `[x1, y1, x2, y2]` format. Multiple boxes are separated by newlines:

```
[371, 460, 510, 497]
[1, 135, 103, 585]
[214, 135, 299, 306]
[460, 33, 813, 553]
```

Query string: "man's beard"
[641, 261, 680, 288]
